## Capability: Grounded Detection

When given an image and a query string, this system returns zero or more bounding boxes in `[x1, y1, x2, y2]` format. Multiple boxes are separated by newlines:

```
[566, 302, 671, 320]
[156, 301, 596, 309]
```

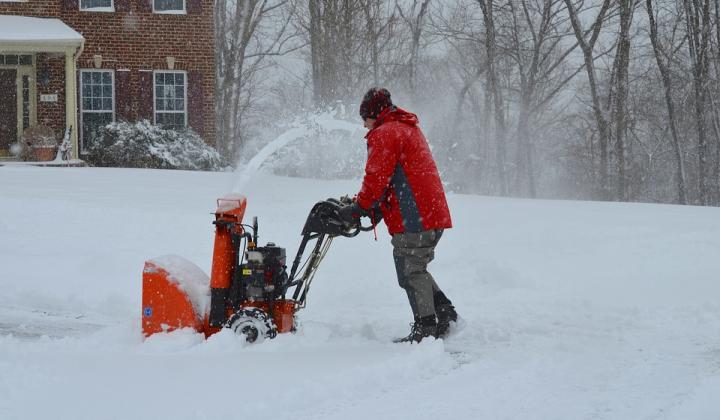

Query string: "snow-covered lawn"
[1, 165, 719, 419]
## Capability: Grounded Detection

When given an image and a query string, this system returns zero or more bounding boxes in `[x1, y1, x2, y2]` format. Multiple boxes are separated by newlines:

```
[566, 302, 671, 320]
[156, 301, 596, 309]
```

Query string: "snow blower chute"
[142, 194, 373, 342]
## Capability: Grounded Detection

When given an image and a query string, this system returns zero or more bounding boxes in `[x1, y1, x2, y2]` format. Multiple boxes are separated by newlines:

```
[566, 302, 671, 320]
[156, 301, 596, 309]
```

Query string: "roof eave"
[0, 39, 85, 53]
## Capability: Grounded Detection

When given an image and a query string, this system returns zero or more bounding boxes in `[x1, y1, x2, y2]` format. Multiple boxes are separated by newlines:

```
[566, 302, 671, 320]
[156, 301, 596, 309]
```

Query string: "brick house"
[0, 0, 215, 159]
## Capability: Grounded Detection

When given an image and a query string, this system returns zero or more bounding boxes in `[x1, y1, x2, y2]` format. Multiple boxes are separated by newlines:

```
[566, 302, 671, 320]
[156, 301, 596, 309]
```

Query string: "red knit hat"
[359, 88, 392, 120]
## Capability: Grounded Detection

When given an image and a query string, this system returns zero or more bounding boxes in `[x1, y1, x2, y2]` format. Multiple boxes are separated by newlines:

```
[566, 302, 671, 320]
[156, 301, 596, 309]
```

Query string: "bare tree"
[305, 0, 367, 106]
[477, 0, 509, 195]
[564, 0, 613, 199]
[611, 0, 635, 201]
[646, 0, 687, 204]
[208, 0, 720, 207]
[683, 0, 713, 204]
[428, 4, 492, 193]
[397, 0, 432, 93]
[710, 0, 720, 197]
[215, 0, 298, 159]
[362, 0, 400, 87]
[504, 0, 582, 197]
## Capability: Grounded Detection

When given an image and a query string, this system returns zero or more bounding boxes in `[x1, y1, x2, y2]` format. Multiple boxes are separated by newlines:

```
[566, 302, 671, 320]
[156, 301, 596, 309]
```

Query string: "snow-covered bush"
[86, 120, 227, 171]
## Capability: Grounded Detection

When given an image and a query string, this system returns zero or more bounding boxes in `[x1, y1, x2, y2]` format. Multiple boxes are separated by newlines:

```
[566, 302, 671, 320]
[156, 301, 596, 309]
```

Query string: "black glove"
[369, 202, 383, 225]
[338, 201, 365, 226]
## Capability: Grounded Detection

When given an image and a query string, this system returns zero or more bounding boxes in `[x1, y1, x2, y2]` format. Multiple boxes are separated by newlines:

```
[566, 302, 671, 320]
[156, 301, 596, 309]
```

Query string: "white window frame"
[80, 69, 115, 153]
[153, 0, 186, 14]
[79, 0, 114, 12]
[153, 70, 187, 130]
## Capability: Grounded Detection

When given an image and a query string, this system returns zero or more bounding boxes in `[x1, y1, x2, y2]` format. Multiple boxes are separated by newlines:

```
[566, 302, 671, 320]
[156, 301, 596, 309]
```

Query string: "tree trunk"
[564, 0, 612, 200]
[613, 0, 634, 201]
[683, 0, 712, 204]
[404, 0, 430, 93]
[478, 0, 508, 195]
[646, 0, 687, 204]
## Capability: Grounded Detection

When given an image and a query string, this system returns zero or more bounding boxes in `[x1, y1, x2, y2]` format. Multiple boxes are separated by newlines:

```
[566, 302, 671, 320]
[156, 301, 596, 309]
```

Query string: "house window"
[154, 0, 185, 13]
[80, 70, 114, 153]
[154, 71, 186, 130]
[80, 0, 113, 11]
[0, 55, 32, 65]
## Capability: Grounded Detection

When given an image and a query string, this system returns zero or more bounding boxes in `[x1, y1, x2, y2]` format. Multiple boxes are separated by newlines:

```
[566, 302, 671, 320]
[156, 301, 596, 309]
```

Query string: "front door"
[0, 69, 17, 154]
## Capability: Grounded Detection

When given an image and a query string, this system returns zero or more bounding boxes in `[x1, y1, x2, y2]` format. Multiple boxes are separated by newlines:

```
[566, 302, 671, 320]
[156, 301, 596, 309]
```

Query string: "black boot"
[394, 315, 438, 343]
[434, 291, 458, 338]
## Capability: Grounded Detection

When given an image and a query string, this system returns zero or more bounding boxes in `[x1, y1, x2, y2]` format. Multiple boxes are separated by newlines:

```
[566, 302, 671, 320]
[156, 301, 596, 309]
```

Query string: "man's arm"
[356, 130, 400, 209]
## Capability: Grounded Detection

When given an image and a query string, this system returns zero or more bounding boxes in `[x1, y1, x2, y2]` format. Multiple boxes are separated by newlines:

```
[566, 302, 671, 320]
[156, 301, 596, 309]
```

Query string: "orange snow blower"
[142, 194, 373, 342]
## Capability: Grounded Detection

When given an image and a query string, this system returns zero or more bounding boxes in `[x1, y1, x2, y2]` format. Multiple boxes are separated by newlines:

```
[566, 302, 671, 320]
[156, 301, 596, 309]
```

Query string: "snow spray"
[233, 126, 311, 193]
[232, 112, 362, 193]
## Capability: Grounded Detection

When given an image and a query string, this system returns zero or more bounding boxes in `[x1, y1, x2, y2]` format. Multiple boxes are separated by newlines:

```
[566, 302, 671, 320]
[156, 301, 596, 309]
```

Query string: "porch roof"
[0, 15, 84, 52]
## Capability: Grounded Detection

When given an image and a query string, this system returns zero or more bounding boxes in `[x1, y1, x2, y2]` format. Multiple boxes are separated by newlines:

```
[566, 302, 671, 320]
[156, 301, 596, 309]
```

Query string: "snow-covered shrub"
[86, 120, 227, 171]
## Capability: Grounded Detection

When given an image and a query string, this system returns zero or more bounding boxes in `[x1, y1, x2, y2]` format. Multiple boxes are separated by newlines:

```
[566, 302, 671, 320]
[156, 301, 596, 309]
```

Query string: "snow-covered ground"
[1, 165, 720, 420]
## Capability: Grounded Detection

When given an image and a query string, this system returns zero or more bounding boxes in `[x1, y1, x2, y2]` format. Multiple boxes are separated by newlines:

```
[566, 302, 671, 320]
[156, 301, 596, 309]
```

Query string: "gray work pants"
[391, 229, 444, 319]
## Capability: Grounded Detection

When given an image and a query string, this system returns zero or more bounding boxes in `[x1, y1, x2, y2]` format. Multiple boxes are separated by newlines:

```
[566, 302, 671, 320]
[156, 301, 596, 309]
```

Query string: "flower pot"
[33, 146, 57, 161]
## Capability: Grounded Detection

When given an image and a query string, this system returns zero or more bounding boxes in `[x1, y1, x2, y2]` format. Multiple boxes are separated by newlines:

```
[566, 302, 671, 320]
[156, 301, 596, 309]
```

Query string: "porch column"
[65, 47, 79, 159]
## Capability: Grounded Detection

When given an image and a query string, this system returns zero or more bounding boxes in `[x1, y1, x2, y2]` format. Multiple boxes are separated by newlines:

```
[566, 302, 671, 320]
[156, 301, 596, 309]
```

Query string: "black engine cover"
[231, 244, 288, 304]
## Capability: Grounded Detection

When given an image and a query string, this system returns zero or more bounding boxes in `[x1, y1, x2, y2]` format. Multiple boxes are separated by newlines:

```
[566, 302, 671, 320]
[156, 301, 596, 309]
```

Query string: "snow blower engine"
[141, 194, 374, 342]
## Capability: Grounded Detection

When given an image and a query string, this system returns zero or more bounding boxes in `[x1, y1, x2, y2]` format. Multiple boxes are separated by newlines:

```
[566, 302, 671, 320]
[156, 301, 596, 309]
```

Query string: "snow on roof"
[0, 15, 84, 46]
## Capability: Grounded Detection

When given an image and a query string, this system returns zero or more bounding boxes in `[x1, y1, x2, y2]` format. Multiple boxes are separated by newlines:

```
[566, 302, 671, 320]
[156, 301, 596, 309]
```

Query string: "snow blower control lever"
[141, 194, 376, 343]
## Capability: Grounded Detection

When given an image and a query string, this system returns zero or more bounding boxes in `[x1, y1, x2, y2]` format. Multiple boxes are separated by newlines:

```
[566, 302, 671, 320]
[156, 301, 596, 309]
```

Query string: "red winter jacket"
[356, 107, 452, 235]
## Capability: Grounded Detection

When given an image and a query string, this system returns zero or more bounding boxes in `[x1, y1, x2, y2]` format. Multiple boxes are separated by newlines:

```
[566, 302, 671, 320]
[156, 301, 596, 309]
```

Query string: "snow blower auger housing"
[142, 194, 373, 342]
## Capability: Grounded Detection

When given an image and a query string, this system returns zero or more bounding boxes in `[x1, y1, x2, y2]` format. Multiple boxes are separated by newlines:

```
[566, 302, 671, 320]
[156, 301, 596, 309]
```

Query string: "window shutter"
[138, 0, 153, 13]
[64, 0, 79, 11]
[115, 70, 131, 121]
[187, 0, 202, 14]
[138, 71, 154, 122]
[115, 0, 131, 12]
[188, 70, 204, 136]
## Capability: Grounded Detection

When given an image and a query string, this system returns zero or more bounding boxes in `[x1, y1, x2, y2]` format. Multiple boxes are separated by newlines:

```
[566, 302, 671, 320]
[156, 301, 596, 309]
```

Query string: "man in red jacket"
[340, 88, 458, 343]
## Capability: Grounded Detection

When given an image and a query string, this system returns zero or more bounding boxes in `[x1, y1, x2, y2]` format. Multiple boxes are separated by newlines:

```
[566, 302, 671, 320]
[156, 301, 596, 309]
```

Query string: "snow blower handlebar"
[301, 196, 375, 238]
[283, 197, 377, 307]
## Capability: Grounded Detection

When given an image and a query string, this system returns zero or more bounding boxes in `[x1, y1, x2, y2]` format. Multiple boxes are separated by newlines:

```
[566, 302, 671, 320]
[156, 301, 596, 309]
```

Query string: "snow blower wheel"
[227, 308, 277, 343]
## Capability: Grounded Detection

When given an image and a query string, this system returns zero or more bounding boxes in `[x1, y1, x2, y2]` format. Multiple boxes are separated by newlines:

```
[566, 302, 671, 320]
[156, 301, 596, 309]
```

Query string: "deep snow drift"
[1, 165, 720, 420]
